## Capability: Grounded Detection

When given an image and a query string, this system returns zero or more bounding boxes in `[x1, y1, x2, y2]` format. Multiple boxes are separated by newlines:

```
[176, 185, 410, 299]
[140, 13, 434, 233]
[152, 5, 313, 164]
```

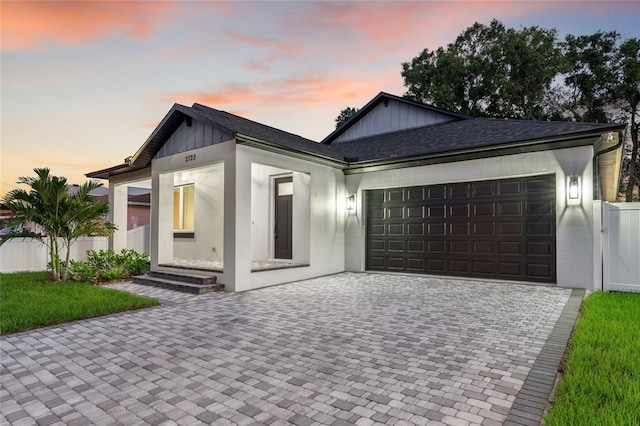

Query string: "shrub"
[103, 267, 125, 281]
[118, 249, 150, 276]
[69, 260, 98, 283]
[69, 249, 150, 282]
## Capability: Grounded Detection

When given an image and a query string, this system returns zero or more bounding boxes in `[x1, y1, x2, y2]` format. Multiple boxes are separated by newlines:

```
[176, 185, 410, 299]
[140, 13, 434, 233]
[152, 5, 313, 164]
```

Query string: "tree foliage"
[401, 20, 561, 119]
[1, 168, 117, 281]
[401, 21, 640, 199]
[335, 106, 359, 129]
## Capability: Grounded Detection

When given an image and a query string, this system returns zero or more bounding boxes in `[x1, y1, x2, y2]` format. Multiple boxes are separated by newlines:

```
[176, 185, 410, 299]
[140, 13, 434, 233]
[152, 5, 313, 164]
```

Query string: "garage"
[366, 174, 556, 283]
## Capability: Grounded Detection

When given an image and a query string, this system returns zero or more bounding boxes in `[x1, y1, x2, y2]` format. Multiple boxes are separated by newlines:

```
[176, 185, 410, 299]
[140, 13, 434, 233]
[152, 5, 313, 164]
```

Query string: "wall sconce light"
[568, 176, 580, 200]
[346, 194, 356, 212]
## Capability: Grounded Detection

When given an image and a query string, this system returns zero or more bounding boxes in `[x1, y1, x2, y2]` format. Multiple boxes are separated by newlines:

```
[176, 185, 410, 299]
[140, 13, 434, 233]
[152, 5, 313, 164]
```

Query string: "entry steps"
[133, 268, 223, 294]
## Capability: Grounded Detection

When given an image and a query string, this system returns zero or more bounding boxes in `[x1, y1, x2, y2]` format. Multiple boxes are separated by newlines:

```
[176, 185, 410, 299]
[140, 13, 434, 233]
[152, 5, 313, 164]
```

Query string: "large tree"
[401, 20, 561, 119]
[613, 38, 640, 201]
[1, 168, 116, 281]
[334, 106, 359, 129]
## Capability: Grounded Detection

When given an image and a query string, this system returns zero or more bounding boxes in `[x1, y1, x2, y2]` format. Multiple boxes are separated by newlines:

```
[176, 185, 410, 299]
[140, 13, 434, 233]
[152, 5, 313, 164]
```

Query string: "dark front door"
[366, 175, 556, 283]
[274, 177, 293, 259]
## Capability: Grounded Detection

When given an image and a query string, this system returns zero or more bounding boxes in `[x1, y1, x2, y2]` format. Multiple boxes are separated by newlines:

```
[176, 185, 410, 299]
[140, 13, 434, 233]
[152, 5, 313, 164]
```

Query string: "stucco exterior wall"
[172, 165, 225, 262]
[151, 139, 237, 289]
[345, 144, 598, 290]
[235, 145, 345, 292]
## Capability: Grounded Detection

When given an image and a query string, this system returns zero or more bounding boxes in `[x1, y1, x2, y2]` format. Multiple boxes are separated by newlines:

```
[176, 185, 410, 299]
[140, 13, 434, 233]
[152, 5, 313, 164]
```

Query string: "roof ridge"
[192, 103, 320, 144]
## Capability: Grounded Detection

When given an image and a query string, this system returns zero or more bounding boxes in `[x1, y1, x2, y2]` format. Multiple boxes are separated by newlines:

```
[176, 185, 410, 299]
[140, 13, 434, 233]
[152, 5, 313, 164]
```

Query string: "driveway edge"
[504, 288, 585, 426]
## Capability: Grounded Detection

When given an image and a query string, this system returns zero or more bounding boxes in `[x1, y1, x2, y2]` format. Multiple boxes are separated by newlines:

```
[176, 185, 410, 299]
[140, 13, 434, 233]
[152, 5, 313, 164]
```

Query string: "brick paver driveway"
[1, 273, 581, 426]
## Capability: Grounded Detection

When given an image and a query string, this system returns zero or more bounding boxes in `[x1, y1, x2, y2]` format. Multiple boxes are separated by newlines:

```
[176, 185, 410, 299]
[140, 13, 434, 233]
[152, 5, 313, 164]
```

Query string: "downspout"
[592, 130, 625, 291]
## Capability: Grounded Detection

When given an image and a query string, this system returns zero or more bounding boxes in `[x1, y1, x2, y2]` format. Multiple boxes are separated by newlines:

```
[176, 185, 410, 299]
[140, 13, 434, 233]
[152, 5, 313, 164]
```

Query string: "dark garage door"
[366, 175, 556, 283]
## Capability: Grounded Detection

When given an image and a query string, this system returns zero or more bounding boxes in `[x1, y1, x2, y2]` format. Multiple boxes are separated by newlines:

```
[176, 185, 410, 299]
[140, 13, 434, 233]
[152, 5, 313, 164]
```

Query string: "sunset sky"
[1, 1, 638, 197]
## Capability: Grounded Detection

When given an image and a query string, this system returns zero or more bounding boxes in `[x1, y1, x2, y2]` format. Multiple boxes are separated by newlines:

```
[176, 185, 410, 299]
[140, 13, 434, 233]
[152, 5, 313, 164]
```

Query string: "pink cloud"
[2, 1, 177, 50]
[224, 30, 299, 54]
[163, 75, 388, 112]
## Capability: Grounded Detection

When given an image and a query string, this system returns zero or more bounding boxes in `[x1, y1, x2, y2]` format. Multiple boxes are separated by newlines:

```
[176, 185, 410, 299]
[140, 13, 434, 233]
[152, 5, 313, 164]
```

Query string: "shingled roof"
[87, 97, 625, 180]
[336, 118, 624, 162]
[191, 104, 343, 161]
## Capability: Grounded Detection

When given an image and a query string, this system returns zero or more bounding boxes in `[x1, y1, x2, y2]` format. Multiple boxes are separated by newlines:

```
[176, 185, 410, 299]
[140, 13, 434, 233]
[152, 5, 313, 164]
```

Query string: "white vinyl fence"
[127, 225, 150, 255]
[0, 237, 108, 273]
[602, 202, 640, 292]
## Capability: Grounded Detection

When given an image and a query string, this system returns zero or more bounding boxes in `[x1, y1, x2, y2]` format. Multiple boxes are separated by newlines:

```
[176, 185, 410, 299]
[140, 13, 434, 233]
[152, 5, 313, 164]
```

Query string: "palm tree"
[1, 168, 116, 281]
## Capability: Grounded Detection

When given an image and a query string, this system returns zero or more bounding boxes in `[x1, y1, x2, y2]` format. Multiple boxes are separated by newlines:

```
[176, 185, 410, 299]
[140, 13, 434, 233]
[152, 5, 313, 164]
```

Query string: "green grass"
[0, 271, 159, 334]
[545, 291, 640, 426]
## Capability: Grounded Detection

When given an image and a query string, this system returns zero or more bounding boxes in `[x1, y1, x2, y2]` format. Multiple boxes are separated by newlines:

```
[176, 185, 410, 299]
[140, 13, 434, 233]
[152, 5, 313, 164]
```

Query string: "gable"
[156, 118, 234, 159]
[331, 98, 461, 144]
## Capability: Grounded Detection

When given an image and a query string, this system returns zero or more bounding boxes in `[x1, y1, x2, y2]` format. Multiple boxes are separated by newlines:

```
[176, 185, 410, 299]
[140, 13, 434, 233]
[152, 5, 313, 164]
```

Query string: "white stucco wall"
[172, 165, 224, 262]
[151, 140, 238, 290]
[235, 145, 345, 292]
[345, 144, 598, 290]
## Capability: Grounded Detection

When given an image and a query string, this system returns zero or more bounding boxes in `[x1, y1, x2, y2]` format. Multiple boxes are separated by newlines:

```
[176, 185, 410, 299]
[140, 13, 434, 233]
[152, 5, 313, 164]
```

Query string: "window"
[173, 185, 194, 232]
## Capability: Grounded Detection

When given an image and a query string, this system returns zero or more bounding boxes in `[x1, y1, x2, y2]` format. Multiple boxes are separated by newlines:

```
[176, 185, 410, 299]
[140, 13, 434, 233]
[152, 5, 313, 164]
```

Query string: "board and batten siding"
[334, 99, 457, 143]
[156, 120, 234, 159]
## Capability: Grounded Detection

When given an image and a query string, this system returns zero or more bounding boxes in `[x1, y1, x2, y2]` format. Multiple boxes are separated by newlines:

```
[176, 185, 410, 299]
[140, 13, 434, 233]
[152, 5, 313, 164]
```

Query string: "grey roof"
[192, 104, 344, 161]
[335, 118, 625, 162]
[87, 97, 625, 180]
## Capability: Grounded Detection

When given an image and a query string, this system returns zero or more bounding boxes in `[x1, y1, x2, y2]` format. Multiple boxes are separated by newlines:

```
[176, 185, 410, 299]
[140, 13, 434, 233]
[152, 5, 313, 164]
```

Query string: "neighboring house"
[87, 92, 626, 292]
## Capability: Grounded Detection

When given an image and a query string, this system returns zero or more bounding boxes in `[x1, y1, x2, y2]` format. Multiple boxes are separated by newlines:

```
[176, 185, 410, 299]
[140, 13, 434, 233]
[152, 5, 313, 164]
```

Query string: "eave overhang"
[343, 125, 626, 175]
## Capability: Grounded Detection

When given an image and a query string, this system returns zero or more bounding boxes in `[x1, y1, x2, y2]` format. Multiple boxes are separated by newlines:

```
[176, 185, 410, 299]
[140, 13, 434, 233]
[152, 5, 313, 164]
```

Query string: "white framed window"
[173, 184, 195, 231]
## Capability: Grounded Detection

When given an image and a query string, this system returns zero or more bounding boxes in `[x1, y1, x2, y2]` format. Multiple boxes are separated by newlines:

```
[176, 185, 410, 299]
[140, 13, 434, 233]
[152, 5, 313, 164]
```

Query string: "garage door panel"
[499, 201, 523, 216]
[499, 262, 522, 276]
[449, 260, 469, 273]
[427, 206, 446, 218]
[499, 241, 523, 255]
[474, 203, 495, 216]
[406, 223, 424, 235]
[499, 222, 522, 235]
[528, 263, 552, 279]
[387, 257, 404, 270]
[473, 261, 494, 274]
[527, 201, 554, 215]
[407, 240, 425, 252]
[407, 206, 425, 218]
[366, 175, 556, 283]
[449, 184, 470, 198]
[472, 182, 495, 197]
[369, 239, 385, 251]
[527, 221, 553, 235]
[406, 187, 425, 201]
[474, 222, 495, 235]
[427, 223, 446, 235]
[427, 186, 446, 200]
[388, 240, 404, 251]
[370, 224, 385, 235]
[406, 258, 425, 270]
[498, 181, 522, 195]
[450, 204, 470, 217]
[449, 223, 469, 235]
[427, 240, 446, 253]
[388, 223, 404, 235]
[528, 241, 552, 256]
[449, 240, 469, 253]
[474, 241, 495, 254]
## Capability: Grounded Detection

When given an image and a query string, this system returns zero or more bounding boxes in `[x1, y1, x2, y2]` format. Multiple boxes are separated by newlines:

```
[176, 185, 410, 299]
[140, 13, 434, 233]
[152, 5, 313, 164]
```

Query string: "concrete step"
[148, 268, 217, 285]
[133, 274, 223, 295]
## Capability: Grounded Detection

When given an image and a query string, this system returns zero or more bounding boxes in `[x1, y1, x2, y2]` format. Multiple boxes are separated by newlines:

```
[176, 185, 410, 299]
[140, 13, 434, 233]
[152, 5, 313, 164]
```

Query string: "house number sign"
[185, 154, 196, 162]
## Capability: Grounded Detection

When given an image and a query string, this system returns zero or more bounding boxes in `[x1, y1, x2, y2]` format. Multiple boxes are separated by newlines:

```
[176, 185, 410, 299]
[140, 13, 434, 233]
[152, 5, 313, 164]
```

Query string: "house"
[87, 92, 626, 292]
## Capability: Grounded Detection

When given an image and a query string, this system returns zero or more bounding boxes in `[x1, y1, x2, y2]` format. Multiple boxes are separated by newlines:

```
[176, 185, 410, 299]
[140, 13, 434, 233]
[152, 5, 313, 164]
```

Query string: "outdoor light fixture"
[568, 176, 580, 200]
[346, 194, 356, 212]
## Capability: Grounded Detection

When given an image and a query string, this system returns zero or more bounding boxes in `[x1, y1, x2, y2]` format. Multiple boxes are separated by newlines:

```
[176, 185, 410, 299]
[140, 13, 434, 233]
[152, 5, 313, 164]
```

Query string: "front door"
[274, 177, 293, 259]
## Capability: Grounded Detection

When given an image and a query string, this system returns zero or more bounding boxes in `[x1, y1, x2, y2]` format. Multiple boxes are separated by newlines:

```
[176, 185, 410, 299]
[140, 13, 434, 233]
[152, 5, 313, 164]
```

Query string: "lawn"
[0, 271, 159, 334]
[545, 291, 640, 426]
